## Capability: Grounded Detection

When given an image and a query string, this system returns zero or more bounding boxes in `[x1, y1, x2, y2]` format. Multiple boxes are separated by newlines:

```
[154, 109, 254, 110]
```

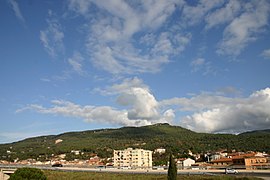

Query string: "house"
[58, 154, 66, 159]
[210, 158, 233, 166]
[55, 139, 63, 144]
[89, 156, 103, 166]
[113, 148, 152, 168]
[154, 148, 166, 154]
[176, 158, 195, 169]
[244, 157, 268, 169]
[231, 153, 257, 166]
[230, 152, 269, 169]
[71, 150, 81, 155]
[210, 154, 221, 161]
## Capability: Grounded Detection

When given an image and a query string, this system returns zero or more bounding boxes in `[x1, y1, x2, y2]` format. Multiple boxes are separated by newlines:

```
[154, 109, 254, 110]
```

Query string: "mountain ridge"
[0, 123, 269, 162]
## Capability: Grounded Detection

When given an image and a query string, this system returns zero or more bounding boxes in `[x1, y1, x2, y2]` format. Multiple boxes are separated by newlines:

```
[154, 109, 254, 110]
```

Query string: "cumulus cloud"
[17, 75, 270, 133]
[18, 78, 174, 127]
[217, 0, 270, 56]
[40, 10, 64, 58]
[104, 77, 174, 123]
[162, 88, 270, 133]
[8, 0, 25, 25]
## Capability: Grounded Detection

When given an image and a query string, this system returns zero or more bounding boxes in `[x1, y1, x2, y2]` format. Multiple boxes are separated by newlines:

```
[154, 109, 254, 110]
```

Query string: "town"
[1, 146, 269, 170]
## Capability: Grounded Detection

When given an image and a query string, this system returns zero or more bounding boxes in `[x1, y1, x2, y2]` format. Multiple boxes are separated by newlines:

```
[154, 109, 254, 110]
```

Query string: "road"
[1, 164, 270, 179]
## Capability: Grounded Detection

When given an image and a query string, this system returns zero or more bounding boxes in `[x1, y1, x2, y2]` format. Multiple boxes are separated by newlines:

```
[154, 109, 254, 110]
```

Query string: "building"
[176, 158, 195, 169]
[210, 158, 233, 166]
[244, 157, 268, 169]
[88, 156, 103, 166]
[113, 148, 152, 168]
[154, 148, 166, 154]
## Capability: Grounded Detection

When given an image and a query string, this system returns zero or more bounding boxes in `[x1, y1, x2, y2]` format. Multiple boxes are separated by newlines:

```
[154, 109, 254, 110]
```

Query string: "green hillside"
[0, 123, 269, 162]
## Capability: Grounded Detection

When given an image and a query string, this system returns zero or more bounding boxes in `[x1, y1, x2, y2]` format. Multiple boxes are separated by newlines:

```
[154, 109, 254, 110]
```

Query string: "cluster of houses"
[1, 147, 269, 170]
[208, 151, 269, 169]
[112, 148, 270, 170]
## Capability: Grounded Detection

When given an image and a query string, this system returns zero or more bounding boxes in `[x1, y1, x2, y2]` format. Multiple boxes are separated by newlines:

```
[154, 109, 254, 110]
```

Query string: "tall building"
[113, 148, 152, 168]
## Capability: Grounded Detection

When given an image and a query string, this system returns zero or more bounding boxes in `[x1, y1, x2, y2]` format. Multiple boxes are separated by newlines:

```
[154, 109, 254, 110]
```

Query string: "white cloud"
[205, 0, 241, 29]
[17, 74, 270, 134]
[261, 49, 270, 59]
[68, 51, 85, 75]
[68, 0, 92, 16]
[101, 77, 173, 123]
[216, 86, 241, 96]
[118, 87, 159, 120]
[217, 0, 270, 56]
[40, 10, 64, 58]
[182, 0, 270, 57]
[190, 58, 215, 75]
[18, 78, 174, 127]
[182, 0, 224, 26]
[8, 0, 25, 25]
[68, 0, 189, 74]
[97, 77, 148, 95]
[191, 58, 205, 67]
[162, 87, 270, 133]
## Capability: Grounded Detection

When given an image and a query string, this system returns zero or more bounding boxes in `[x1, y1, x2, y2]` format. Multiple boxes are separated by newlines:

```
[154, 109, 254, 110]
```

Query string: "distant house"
[176, 158, 195, 169]
[89, 156, 103, 166]
[71, 150, 80, 155]
[210, 158, 233, 166]
[58, 154, 66, 159]
[154, 148, 166, 154]
[210, 154, 221, 161]
[55, 139, 63, 144]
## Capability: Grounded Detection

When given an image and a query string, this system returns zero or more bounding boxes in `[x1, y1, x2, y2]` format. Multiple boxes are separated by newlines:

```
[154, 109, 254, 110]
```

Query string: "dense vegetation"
[0, 123, 269, 163]
[9, 167, 47, 180]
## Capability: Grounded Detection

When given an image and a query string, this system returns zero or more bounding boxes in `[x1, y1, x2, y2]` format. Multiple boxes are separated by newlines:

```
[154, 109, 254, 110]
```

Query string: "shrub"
[9, 167, 47, 180]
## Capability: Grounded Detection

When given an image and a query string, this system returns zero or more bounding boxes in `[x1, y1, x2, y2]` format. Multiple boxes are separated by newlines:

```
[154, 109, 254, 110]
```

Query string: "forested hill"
[0, 123, 269, 161]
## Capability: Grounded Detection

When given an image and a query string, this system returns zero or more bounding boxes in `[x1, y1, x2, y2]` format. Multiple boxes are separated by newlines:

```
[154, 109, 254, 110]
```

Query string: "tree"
[167, 153, 177, 180]
[9, 167, 47, 180]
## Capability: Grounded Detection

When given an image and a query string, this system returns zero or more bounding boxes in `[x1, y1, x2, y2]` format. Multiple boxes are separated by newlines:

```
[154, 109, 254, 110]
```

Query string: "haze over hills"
[0, 123, 269, 162]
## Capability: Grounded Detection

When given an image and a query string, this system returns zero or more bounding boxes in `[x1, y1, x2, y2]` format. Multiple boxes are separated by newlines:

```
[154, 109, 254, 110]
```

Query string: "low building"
[71, 150, 80, 155]
[89, 156, 103, 166]
[211, 158, 233, 166]
[154, 148, 166, 154]
[113, 148, 152, 168]
[244, 157, 268, 169]
[55, 139, 63, 144]
[176, 158, 195, 169]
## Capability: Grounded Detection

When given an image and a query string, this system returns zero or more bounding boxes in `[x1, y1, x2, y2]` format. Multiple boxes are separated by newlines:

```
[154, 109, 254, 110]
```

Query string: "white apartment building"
[114, 148, 152, 168]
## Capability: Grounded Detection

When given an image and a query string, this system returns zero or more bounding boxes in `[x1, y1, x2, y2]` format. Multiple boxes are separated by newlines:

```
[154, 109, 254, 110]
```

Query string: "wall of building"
[114, 148, 152, 168]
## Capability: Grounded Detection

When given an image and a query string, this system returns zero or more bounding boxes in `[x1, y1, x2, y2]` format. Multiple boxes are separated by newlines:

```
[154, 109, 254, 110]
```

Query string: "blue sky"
[1, 0, 270, 143]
